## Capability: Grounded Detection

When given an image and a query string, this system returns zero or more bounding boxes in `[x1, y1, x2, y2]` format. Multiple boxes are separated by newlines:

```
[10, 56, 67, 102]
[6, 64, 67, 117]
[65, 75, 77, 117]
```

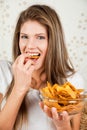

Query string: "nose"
[26, 37, 36, 49]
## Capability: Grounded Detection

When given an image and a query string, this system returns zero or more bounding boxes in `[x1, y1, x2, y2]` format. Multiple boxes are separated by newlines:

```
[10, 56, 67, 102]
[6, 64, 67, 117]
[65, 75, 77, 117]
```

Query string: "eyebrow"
[20, 33, 27, 35]
[20, 32, 47, 36]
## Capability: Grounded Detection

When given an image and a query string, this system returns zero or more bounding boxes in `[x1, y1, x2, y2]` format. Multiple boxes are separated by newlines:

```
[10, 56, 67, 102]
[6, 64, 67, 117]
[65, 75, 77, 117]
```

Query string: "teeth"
[29, 53, 40, 59]
[29, 53, 40, 56]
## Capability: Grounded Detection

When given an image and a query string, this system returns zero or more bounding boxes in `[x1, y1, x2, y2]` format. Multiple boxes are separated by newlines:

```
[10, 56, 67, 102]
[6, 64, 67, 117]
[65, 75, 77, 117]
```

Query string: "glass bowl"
[39, 91, 86, 115]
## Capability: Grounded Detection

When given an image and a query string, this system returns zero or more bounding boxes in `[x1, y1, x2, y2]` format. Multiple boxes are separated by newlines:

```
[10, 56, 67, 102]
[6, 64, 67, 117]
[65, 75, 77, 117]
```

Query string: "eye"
[37, 36, 45, 40]
[20, 35, 28, 39]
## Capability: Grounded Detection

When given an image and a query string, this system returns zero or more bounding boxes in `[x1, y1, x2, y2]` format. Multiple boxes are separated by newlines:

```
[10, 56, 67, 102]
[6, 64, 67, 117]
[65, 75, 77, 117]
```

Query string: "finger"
[14, 53, 29, 66]
[24, 53, 35, 64]
[24, 60, 34, 70]
[18, 54, 29, 65]
[39, 102, 44, 110]
[12, 56, 20, 72]
[12, 55, 21, 67]
[44, 105, 52, 118]
[26, 64, 35, 73]
[61, 111, 69, 121]
[51, 107, 58, 120]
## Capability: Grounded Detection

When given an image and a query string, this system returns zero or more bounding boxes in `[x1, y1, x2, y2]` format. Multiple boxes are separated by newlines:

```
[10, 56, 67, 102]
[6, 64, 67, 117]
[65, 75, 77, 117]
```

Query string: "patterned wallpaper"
[0, 0, 87, 88]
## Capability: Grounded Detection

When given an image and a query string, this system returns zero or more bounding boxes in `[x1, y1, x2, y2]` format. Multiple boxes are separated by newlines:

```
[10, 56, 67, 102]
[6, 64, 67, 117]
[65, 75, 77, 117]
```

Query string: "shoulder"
[67, 72, 85, 89]
[0, 60, 12, 67]
[0, 60, 12, 76]
[0, 60, 13, 95]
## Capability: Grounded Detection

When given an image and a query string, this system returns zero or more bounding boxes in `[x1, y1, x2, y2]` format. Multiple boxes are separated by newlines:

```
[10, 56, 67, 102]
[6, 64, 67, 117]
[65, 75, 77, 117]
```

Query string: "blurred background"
[0, 0, 87, 88]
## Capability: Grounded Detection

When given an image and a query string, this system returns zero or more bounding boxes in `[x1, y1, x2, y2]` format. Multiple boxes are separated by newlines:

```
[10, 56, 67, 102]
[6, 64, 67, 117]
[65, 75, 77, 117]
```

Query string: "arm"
[0, 87, 26, 130]
[72, 113, 81, 130]
[0, 54, 35, 130]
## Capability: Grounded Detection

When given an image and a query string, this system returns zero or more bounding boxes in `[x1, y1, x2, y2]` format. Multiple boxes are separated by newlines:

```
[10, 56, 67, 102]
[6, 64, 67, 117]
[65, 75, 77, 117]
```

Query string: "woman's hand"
[39, 102, 72, 130]
[12, 53, 35, 94]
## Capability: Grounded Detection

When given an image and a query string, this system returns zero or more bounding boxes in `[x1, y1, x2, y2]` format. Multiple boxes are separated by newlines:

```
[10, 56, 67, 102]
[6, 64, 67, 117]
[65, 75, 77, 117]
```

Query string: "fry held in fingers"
[24, 53, 40, 64]
[29, 54, 40, 59]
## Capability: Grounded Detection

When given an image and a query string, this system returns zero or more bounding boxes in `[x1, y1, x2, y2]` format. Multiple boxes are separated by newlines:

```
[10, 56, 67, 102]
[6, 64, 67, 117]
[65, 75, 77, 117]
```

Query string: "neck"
[32, 67, 44, 80]
[31, 68, 46, 90]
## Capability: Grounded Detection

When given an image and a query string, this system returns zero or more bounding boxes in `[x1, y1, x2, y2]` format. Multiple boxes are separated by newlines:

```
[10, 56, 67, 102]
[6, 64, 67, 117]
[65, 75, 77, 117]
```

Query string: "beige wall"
[0, 0, 87, 88]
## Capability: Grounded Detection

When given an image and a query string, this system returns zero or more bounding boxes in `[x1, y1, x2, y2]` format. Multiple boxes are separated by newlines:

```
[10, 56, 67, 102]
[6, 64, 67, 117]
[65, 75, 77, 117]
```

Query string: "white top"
[0, 60, 85, 130]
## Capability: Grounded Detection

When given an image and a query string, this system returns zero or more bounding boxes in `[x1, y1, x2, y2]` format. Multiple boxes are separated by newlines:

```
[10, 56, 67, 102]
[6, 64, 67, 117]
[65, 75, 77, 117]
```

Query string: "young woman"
[0, 4, 84, 130]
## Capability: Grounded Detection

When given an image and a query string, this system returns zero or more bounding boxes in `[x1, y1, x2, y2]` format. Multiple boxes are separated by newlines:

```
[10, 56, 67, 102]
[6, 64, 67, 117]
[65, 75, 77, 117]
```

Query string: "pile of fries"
[40, 82, 84, 114]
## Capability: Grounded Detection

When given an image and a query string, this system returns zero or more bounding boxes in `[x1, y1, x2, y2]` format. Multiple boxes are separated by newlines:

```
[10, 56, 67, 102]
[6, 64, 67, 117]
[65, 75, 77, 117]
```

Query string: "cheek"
[41, 43, 48, 58]
[19, 42, 26, 53]
[44, 43, 48, 54]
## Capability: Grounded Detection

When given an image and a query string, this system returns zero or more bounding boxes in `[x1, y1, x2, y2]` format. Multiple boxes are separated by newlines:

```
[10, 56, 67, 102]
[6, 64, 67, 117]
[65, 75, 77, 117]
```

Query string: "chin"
[34, 64, 44, 71]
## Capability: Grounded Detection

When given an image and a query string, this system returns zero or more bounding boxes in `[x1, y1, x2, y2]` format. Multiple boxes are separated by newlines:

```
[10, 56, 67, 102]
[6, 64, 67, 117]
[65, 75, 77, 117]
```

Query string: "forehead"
[20, 20, 47, 34]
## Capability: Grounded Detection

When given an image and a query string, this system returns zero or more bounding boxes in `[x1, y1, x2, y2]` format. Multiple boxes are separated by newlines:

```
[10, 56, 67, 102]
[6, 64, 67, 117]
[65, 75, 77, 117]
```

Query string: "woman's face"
[19, 20, 48, 70]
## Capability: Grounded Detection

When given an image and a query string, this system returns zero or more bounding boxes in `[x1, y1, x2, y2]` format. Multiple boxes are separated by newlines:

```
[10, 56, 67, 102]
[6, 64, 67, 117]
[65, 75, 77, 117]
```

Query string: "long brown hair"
[6, 4, 75, 129]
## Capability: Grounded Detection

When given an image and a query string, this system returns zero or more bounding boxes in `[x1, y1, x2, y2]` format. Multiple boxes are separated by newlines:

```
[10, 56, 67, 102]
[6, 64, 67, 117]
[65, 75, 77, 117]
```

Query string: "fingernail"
[44, 105, 47, 110]
[51, 107, 57, 112]
[63, 111, 68, 115]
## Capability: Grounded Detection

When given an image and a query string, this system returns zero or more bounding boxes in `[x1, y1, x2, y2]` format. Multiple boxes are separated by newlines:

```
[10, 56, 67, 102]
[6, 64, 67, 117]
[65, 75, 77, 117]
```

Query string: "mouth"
[24, 53, 40, 63]
[29, 53, 40, 59]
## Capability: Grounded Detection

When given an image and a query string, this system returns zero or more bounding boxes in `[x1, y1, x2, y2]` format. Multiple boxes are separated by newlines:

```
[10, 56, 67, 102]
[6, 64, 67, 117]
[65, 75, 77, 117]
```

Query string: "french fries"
[30, 55, 40, 59]
[40, 82, 84, 114]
